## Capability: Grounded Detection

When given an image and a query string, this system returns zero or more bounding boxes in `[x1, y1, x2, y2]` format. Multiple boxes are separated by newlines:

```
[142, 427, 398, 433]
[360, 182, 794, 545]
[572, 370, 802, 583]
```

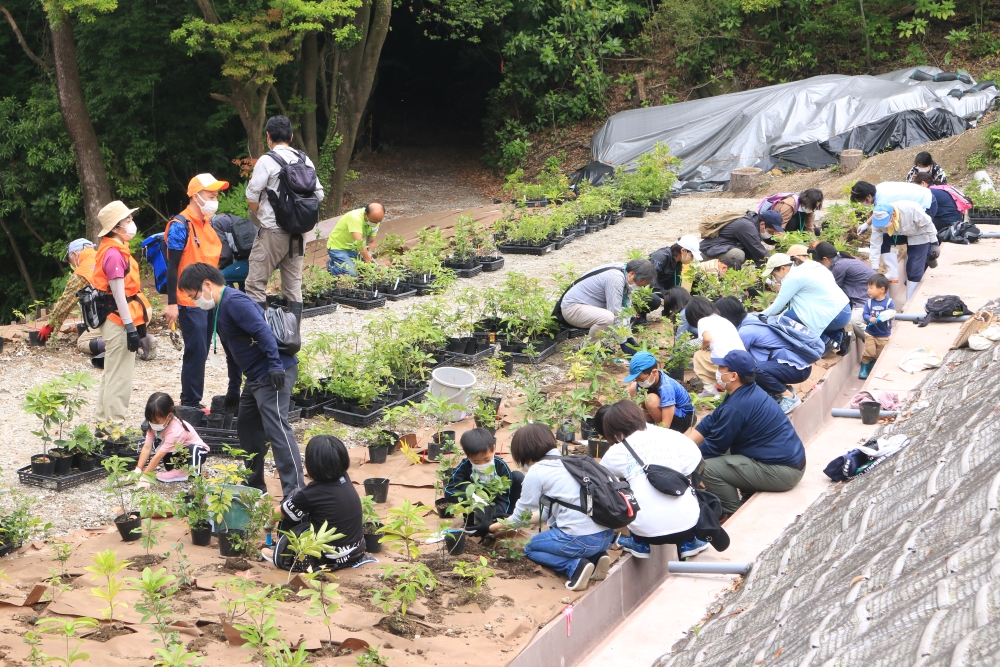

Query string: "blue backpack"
[141, 234, 169, 294]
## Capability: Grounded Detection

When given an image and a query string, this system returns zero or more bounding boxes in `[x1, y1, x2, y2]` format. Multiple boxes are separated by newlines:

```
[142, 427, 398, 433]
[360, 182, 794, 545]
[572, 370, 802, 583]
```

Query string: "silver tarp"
[588, 67, 999, 187]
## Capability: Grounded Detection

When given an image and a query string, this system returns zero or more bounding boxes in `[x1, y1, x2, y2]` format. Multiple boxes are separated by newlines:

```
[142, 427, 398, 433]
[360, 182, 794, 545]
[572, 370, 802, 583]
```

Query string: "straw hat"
[97, 201, 139, 237]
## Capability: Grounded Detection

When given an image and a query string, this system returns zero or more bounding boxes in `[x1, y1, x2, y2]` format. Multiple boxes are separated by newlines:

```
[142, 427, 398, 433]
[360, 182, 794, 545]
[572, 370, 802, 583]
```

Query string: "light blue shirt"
[874, 181, 932, 210]
[761, 260, 849, 336]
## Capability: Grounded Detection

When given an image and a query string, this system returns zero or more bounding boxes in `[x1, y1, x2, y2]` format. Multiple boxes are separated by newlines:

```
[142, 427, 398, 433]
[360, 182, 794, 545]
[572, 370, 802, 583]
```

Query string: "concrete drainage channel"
[509, 337, 866, 667]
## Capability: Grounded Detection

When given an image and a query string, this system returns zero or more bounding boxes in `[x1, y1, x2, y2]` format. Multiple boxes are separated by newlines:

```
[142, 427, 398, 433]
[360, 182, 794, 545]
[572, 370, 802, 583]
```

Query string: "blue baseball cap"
[760, 210, 784, 232]
[624, 351, 658, 383]
[721, 350, 757, 376]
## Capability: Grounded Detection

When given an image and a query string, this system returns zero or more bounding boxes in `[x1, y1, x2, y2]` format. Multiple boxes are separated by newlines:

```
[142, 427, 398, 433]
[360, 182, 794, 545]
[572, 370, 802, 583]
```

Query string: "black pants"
[634, 292, 664, 317]
[669, 411, 697, 433]
[163, 444, 210, 474]
[236, 364, 304, 499]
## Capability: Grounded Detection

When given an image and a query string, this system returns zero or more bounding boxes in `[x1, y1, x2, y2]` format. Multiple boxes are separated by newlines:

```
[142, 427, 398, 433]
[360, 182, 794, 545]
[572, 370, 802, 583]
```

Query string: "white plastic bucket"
[428, 367, 477, 421]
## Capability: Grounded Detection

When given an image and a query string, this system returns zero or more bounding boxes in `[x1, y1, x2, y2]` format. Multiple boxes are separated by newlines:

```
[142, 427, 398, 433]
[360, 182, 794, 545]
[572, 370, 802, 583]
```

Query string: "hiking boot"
[156, 469, 189, 483]
[859, 361, 875, 379]
[565, 561, 595, 591]
[591, 552, 612, 581]
[679, 539, 710, 560]
[616, 535, 651, 559]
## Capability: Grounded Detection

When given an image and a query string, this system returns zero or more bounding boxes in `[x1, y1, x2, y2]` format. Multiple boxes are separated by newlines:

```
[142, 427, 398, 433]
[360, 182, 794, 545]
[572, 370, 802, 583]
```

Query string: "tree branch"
[209, 92, 233, 104]
[0, 215, 37, 301]
[19, 209, 47, 246]
[194, 0, 221, 25]
[0, 5, 50, 71]
[267, 87, 308, 152]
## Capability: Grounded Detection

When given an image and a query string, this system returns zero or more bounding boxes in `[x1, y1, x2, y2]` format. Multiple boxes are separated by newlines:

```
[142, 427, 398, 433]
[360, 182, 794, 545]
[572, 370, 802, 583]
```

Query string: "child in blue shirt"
[860, 274, 895, 379]
[624, 351, 697, 432]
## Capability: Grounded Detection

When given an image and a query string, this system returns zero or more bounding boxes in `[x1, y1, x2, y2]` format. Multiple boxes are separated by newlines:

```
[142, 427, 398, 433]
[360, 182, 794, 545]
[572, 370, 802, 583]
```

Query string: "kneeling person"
[444, 428, 524, 534]
[272, 436, 366, 571]
[624, 351, 696, 432]
[687, 350, 805, 517]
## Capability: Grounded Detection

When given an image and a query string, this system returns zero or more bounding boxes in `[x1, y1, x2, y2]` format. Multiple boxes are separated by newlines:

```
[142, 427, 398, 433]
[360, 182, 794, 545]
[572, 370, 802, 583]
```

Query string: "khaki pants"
[862, 335, 889, 364]
[95, 319, 135, 423]
[703, 454, 804, 515]
[561, 303, 615, 339]
[693, 349, 718, 387]
[245, 226, 303, 303]
[77, 327, 101, 355]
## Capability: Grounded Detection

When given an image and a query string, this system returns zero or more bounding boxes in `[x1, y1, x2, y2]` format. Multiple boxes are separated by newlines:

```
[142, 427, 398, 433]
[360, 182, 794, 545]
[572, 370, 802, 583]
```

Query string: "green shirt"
[326, 208, 377, 251]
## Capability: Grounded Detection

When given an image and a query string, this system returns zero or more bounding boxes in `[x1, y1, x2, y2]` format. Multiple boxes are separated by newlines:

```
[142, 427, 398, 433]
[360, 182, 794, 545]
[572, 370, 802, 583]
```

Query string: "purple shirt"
[101, 247, 128, 280]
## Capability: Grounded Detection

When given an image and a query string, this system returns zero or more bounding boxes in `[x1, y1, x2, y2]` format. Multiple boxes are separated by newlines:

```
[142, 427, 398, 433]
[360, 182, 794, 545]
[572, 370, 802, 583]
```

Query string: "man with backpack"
[211, 213, 257, 291]
[164, 173, 229, 409]
[178, 262, 304, 499]
[699, 210, 783, 269]
[245, 115, 324, 314]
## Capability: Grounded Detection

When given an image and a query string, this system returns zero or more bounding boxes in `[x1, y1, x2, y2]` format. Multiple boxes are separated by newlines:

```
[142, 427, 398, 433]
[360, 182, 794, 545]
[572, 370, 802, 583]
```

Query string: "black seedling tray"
[323, 387, 430, 427]
[451, 264, 484, 279]
[331, 294, 387, 310]
[497, 242, 556, 256]
[377, 284, 418, 301]
[301, 397, 340, 418]
[623, 208, 647, 218]
[288, 407, 302, 423]
[0, 540, 22, 558]
[195, 427, 240, 455]
[302, 303, 339, 319]
[501, 338, 560, 365]
[478, 257, 505, 272]
[18, 465, 107, 491]
[432, 345, 495, 366]
[561, 326, 589, 339]
[554, 235, 575, 249]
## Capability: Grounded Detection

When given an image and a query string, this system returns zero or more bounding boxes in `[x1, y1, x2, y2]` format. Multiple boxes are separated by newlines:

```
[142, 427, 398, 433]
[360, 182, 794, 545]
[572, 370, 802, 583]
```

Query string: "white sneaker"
[697, 386, 719, 398]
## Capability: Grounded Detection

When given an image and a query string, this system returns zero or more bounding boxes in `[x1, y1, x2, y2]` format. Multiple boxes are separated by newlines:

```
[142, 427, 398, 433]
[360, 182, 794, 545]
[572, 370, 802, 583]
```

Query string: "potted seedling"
[362, 495, 383, 553]
[417, 392, 459, 460]
[101, 456, 142, 541]
[66, 424, 100, 472]
[364, 440, 422, 503]
[135, 489, 175, 560]
[448, 471, 511, 549]
[177, 470, 213, 546]
[471, 393, 501, 434]
[359, 428, 392, 464]
[278, 521, 344, 580]
[23, 371, 95, 477]
[433, 445, 463, 518]
[0, 489, 47, 557]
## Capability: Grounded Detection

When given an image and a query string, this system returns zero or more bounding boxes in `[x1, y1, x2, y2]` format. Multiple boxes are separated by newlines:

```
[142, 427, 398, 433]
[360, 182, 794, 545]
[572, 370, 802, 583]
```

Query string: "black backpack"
[919, 295, 972, 327]
[265, 149, 320, 257]
[937, 221, 981, 245]
[540, 456, 640, 530]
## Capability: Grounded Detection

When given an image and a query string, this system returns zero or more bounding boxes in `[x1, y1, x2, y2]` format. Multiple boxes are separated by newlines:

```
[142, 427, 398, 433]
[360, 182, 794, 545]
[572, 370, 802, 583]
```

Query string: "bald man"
[325, 202, 385, 276]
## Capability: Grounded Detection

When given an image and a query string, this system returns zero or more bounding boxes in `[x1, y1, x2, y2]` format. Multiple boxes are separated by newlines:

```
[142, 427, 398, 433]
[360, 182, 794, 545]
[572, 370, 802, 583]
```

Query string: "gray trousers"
[237, 363, 304, 499]
[245, 226, 303, 303]
[703, 454, 804, 515]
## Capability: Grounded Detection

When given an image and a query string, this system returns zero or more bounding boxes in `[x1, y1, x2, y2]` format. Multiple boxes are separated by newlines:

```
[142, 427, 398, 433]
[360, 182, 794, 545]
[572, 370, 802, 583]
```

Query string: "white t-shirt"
[600, 426, 702, 538]
[697, 314, 746, 365]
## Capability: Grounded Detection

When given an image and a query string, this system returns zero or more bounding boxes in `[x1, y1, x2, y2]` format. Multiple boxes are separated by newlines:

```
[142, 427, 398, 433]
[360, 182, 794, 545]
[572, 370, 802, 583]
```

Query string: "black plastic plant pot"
[205, 413, 225, 429]
[859, 401, 882, 425]
[218, 529, 246, 557]
[377, 430, 399, 449]
[587, 440, 611, 459]
[75, 454, 97, 472]
[667, 366, 685, 382]
[51, 451, 73, 476]
[502, 359, 514, 377]
[0, 338, 5, 354]
[190, 525, 212, 547]
[30, 454, 55, 477]
[464, 338, 479, 355]
[427, 442, 442, 461]
[556, 422, 575, 443]
[435, 498, 452, 519]
[115, 511, 142, 542]
[481, 396, 502, 413]
[433, 430, 456, 446]
[446, 337, 467, 353]
[175, 405, 205, 428]
[580, 419, 598, 441]
[368, 445, 390, 464]
[364, 524, 384, 553]
[364, 478, 390, 503]
[445, 530, 467, 555]
[27, 330, 44, 346]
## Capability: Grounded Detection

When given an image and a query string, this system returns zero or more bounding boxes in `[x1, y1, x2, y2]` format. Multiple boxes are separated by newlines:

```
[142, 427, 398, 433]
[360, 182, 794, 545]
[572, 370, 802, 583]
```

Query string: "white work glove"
[857, 222, 870, 235]
[137, 477, 152, 489]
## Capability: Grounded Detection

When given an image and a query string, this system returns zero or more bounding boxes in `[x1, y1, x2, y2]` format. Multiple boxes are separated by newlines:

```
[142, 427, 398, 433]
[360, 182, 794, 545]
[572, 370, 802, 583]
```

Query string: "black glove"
[224, 392, 241, 414]
[125, 323, 141, 353]
[268, 370, 285, 391]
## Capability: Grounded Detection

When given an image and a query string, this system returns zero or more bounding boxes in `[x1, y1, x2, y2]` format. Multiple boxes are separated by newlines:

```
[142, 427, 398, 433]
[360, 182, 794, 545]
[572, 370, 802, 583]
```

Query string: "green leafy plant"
[0, 488, 47, 547]
[101, 456, 141, 518]
[453, 555, 496, 593]
[370, 562, 437, 618]
[23, 371, 96, 457]
[231, 584, 286, 657]
[84, 549, 131, 622]
[296, 569, 342, 647]
[136, 490, 176, 556]
[25, 617, 98, 667]
[264, 642, 310, 667]
[377, 500, 431, 563]
[355, 645, 391, 667]
[128, 567, 181, 656]
[361, 495, 381, 529]
[278, 521, 345, 583]
[166, 542, 195, 589]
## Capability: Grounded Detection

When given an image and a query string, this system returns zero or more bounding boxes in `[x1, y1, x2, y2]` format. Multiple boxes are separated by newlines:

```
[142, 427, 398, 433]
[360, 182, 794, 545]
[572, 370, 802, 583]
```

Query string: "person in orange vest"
[38, 238, 157, 363]
[163, 174, 228, 409]
[92, 201, 152, 423]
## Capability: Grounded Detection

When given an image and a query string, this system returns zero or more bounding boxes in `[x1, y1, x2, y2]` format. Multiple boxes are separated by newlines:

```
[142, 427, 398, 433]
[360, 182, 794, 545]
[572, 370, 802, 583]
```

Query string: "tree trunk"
[327, 0, 391, 215]
[48, 16, 112, 241]
[301, 31, 320, 165]
[0, 216, 37, 301]
[213, 81, 270, 158]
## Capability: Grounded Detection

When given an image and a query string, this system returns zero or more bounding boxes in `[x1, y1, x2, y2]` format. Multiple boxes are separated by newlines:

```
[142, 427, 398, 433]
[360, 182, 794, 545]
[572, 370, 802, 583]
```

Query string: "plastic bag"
[968, 325, 1000, 350]
[898, 347, 943, 373]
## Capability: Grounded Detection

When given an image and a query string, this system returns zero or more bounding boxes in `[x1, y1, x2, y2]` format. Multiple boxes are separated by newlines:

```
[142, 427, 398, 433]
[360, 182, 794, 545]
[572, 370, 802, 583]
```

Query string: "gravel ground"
[0, 194, 794, 535]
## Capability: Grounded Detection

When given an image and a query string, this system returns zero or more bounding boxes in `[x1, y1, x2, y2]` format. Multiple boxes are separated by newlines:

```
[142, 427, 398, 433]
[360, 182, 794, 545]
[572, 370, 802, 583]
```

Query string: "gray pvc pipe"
[978, 232, 1000, 238]
[831, 408, 896, 419]
[667, 561, 752, 575]
[894, 313, 970, 322]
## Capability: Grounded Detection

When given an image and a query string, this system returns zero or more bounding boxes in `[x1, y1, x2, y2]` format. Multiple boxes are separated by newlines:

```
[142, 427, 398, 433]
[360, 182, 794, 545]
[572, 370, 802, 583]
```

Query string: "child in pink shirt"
[137, 392, 210, 483]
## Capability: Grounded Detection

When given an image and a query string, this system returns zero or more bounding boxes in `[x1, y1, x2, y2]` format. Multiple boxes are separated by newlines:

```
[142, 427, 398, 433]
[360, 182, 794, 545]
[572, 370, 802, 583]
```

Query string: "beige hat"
[761, 252, 793, 277]
[786, 244, 810, 258]
[97, 201, 138, 237]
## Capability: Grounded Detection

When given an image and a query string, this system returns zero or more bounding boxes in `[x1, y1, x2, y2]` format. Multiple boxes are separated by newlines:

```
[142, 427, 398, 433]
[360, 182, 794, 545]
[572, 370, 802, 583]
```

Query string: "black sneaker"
[565, 561, 595, 591]
[591, 552, 612, 581]
[836, 332, 853, 357]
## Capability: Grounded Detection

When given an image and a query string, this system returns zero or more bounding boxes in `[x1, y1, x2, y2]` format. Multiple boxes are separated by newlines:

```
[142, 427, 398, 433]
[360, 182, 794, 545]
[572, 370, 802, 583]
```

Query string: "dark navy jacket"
[444, 456, 517, 517]
[215, 288, 296, 392]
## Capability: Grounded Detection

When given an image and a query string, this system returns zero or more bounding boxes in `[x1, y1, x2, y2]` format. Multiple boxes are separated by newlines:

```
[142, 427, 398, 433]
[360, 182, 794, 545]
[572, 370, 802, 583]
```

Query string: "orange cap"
[187, 173, 230, 197]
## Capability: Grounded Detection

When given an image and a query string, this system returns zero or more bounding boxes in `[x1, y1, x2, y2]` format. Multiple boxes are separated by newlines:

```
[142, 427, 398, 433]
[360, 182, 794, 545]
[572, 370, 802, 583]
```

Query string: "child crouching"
[137, 392, 210, 483]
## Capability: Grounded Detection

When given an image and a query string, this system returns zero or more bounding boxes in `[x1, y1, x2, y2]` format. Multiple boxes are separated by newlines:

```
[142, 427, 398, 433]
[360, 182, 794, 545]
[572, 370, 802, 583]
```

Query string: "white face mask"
[637, 371, 657, 389]
[715, 369, 723, 385]
[194, 284, 216, 310]
[150, 422, 167, 432]
[917, 166, 931, 173]
[471, 462, 495, 475]
[120, 221, 137, 241]
[760, 231, 773, 240]
[197, 194, 219, 216]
